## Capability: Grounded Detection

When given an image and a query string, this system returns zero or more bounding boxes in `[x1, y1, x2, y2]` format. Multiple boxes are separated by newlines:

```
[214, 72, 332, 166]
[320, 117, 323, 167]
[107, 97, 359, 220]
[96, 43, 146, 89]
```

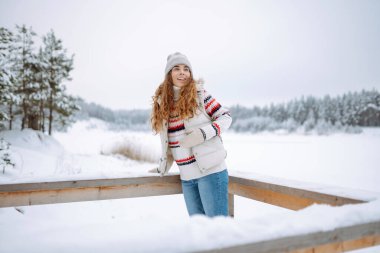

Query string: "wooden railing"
[0, 175, 182, 208]
[0, 174, 379, 252]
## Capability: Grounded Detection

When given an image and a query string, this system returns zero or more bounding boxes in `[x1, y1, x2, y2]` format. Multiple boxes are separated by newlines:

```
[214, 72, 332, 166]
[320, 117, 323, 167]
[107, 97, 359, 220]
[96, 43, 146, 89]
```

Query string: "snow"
[228, 171, 379, 202]
[0, 197, 379, 252]
[0, 119, 379, 252]
[224, 128, 380, 194]
[0, 119, 160, 183]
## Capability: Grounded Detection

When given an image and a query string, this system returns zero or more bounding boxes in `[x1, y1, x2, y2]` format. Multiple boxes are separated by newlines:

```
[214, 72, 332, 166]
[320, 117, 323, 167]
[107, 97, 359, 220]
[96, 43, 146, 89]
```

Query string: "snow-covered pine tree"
[320, 94, 335, 124]
[8, 25, 39, 130]
[32, 47, 50, 132]
[0, 27, 15, 129]
[285, 99, 297, 124]
[277, 103, 288, 122]
[41, 30, 74, 135]
[305, 95, 318, 123]
[0, 137, 15, 174]
[341, 92, 356, 126]
[293, 96, 308, 125]
[303, 109, 316, 132]
[51, 87, 80, 132]
[358, 89, 380, 126]
[332, 95, 343, 127]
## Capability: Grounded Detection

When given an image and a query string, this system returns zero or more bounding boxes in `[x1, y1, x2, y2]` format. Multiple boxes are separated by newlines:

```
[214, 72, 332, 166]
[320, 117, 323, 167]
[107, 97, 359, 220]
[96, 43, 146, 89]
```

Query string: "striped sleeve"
[200, 89, 232, 141]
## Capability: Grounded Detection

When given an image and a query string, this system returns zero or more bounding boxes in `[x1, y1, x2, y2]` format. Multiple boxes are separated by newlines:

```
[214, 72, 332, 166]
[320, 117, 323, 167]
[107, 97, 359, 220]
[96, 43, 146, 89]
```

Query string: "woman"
[149, 52, 232, 217]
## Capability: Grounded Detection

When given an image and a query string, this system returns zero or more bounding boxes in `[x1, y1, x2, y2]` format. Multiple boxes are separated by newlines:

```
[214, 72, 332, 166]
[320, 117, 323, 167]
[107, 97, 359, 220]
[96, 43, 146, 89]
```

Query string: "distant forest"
[73, 98, 151, 132]
[72, 88, 380, 135]
[229, 89, 380, 134]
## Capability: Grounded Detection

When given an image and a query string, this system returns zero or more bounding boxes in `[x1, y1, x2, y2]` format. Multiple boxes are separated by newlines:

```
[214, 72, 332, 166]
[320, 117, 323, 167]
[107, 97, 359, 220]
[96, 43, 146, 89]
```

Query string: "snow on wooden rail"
[0, 174, 379, 252]
[196, 221, 380, 253]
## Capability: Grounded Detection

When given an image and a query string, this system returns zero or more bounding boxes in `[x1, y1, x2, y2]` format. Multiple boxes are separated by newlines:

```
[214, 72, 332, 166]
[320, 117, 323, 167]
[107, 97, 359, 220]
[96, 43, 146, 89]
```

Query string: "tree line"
[73, 88, 380, 135]
[73, 98, 151, 132]
[229, 89, 380, 134]
[0, 25, 79, 135]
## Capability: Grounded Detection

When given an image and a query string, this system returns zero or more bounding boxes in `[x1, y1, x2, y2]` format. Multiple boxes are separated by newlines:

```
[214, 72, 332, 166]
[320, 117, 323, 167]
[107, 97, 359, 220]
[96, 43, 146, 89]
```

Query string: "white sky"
[1, 0, 379, 110]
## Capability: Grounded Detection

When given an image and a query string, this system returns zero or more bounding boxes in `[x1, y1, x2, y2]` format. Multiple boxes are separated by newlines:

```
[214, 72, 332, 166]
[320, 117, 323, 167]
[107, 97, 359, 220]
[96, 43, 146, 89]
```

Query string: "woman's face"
[171, 64, 191, 88]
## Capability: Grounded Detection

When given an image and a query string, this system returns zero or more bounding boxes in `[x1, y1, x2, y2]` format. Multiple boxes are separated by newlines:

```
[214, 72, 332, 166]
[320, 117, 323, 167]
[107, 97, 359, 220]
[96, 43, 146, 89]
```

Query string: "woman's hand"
[179, 128, 206, 148]
[148, 167, 160, 173]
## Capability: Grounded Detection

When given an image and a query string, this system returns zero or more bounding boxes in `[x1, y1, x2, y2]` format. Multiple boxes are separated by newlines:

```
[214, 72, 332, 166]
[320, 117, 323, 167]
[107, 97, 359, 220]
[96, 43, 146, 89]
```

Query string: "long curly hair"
[151, 72, 199, 134]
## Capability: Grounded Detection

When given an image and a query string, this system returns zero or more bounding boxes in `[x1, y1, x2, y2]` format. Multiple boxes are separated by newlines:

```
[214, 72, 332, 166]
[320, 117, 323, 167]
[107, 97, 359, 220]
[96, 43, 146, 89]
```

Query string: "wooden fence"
[0, 174, 379, 252]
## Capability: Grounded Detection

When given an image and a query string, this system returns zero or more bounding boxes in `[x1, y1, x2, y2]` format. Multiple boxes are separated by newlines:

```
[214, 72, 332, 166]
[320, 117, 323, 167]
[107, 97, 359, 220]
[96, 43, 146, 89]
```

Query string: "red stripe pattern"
[175, 155, 196, 166]
[212, 122, 221, 136]
[169, 141, 180, 148]
[204, 91, 222, 119]
[168, 114, 185, 136]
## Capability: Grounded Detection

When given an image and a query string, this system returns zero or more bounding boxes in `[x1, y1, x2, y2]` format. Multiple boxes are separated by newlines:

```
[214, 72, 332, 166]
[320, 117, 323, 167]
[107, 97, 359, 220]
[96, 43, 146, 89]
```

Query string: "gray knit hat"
[165, 52, 192, 75]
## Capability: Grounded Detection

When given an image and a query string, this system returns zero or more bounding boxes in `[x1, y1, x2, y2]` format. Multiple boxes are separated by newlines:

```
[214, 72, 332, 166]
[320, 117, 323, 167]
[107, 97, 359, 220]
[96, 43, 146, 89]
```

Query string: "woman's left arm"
[199, 89, 232, 141]
[180, 90, 232, 148]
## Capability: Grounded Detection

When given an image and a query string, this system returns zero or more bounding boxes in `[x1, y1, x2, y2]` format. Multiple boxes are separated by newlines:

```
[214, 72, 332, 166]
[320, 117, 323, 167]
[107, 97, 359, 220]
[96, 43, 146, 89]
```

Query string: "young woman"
[149, 52, 232, 217]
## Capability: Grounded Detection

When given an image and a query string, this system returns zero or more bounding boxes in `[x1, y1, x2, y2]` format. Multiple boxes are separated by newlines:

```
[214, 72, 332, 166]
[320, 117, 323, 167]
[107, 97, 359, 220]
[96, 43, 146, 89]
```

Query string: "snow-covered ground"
[0, 119, 379, 252]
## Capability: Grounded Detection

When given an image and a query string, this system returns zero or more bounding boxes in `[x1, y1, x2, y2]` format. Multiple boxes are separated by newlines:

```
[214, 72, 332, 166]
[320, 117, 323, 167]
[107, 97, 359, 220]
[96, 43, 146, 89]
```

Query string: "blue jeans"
[181, 169, 229, 217]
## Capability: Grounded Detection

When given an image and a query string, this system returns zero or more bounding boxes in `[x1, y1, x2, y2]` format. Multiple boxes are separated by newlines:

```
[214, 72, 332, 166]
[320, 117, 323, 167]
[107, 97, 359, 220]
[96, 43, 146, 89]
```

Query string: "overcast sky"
[1, 0, 379, 110]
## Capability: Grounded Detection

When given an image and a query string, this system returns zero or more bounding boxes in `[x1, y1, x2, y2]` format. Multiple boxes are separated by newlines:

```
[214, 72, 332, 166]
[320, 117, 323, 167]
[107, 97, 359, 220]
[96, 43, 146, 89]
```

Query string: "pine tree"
[8, 24, 39, 130]
[293, 96, 308, 124]
[0, 138, 15, 174]
[303, 109, 316, 132]
[51, 87, 80, 131]
[0, 27, 15, 129]
[41, 30, 74, 135]
[32, 47, 50, 131]
[359, 89, 380, 126]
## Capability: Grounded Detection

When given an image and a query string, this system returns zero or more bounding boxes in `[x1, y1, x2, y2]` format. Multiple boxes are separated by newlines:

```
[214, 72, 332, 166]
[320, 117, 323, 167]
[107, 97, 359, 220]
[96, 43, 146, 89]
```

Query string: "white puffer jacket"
[157, 83, 232, 176]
